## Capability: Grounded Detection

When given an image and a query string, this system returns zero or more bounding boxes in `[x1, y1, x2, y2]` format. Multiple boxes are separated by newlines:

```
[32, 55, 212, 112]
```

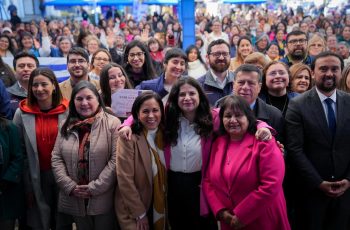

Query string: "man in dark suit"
[285, 51, 350, 230]
[215, 64, 284, 142]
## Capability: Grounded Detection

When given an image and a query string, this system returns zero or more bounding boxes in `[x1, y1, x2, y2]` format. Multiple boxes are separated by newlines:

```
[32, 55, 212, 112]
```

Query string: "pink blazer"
[203, 134, 290, 230]
[122, 108, 275, 217]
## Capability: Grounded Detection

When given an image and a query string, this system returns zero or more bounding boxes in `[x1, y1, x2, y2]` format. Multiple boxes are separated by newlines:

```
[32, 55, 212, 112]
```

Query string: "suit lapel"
[334, 91, 346, 141]
[308, 89, 333, 144]
[22, 113, 39, 155]
[136, 134, 153, 186]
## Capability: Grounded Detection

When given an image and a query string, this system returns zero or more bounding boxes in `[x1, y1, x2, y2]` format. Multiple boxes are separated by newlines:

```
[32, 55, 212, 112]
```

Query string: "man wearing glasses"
[59, 47, 100, 100]
[280, 31, 314, 68]
[198, 39, 234, 106]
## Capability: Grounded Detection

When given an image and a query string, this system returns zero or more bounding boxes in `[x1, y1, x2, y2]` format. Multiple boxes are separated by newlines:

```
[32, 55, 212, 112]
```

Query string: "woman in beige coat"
[115, 92, 167, 230]
[51, 81, 120, 230]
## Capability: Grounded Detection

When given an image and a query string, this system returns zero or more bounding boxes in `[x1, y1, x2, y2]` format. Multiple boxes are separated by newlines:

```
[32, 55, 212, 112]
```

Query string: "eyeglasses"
[68, 59, 87, 65]
[288, 39, 307, 45]
[128, 52, 145, 59]
[209, 52, 230, 58]
[95, 57, 110, 62]
[267, 70, 288, 77]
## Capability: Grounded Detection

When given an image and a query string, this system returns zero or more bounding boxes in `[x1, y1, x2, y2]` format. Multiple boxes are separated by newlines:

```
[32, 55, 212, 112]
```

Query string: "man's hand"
[319, 180, 350, 197]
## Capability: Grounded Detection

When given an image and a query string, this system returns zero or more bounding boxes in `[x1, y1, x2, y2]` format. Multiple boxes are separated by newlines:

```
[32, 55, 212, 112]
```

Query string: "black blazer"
[285, 87, 350, 192]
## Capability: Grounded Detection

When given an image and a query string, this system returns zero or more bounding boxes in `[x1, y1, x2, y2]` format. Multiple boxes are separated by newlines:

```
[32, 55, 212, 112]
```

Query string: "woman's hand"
[230, 215, 244, 229]
[255, 127, 272, 141]
[136, 215, 149, 230]
[277, 141, 285, 155]
[218, 209, 234, 227]
[118, 126, 132, 141]
[71, 185, 91, 199]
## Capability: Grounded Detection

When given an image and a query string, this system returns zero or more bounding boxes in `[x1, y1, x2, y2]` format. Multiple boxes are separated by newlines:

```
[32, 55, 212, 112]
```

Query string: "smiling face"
[74, 88, 100, 118]
[164, 57, 186, 79]
[223, 107, 249, 141]
[149, 41, 160, 52]
[238, 39, 253, 59]
[313, 55, 342, 96]
[21, 35, 33, 49]
[291, 69, 311, 93]
[138, 98, 161, 130]
[127, 46, 145, 70]
[177, 83, 200, 117]
[93, 51, 110, 72]
[265, 63, 289, 95]
[188, 48, 198, 62]
[87, 39, 99, 55]
[67, 54, 89, 80]
[207, 44, 230, 73]
[108, 67, 126, 93]
[59, 39, 72, 54]
[233, 71, 261, 105]
[266, 44, 279, 60]
[0, 37, 10, 51]
[32, 74, 55, 106]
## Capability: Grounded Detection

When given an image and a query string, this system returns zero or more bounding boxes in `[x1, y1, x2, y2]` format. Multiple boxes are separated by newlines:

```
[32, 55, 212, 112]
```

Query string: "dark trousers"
[295, 190, 350, 230]
[167, 170, 217, 230]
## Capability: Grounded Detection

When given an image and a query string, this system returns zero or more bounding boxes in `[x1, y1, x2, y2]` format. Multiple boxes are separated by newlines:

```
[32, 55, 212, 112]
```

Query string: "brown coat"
[59, 77, 100, 100]
[115, 133, 153, 230]
[51, 111, 120, 216]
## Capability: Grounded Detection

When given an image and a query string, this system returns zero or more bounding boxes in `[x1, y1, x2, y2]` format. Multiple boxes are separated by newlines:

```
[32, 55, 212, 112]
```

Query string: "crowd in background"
[1, 2, 350, 230]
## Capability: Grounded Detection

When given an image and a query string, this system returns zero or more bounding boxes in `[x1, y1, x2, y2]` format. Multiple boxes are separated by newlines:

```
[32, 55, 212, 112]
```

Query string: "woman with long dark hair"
[186, 45, 207, 79]
[123, 40, 157, 87]
[13, 67, 69, 229]
[99, 62, 133, 107]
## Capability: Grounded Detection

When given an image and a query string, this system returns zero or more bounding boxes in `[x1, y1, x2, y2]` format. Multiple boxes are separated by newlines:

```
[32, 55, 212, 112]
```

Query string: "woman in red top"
[148, 38, 164, 63]
[13, 67, 69, 230]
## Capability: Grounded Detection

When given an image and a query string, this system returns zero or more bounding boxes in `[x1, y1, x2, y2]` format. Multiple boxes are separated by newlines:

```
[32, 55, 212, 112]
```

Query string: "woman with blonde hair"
[289, 63, 313, 93]
[86, 35, 102, 56]
[307, 34, 327, 57]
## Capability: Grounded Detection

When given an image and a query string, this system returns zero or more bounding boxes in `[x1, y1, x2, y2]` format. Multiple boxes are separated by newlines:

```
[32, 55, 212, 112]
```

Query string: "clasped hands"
[71, 185, 91, 199]
[218, 209, 244, 229]
[319, 179, 350, 197]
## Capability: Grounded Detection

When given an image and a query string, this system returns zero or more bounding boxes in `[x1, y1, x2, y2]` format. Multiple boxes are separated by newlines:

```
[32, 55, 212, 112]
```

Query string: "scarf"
[144, 129, 167, 230]
[69, 116, 96, 185]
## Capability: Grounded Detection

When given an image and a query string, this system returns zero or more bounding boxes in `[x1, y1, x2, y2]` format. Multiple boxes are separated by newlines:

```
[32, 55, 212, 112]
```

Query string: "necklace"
[267, 93, 288, 114]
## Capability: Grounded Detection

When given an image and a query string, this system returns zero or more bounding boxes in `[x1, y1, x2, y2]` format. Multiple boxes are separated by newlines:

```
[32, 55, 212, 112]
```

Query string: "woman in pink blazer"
[203, 95, 290, 230]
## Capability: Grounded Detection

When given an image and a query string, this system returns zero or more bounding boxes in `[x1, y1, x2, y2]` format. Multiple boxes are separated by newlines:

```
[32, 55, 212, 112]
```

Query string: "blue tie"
[325, 98, 336, 136]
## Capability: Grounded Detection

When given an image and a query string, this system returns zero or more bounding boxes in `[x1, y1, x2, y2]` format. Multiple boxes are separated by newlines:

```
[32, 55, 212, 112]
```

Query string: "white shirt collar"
[315, 87, 337, 103]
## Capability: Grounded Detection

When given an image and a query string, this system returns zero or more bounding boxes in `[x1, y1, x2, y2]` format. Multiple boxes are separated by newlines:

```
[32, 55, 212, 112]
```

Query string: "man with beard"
[197, 39, 234, 106]
[59, 47, 100, 100]
[7, 52, 39, 118]
[280, 31, 314, 68]
[285, 51, 350, 230]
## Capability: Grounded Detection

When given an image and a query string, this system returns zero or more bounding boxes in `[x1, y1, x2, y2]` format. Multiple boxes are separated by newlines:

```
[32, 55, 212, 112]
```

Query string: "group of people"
[0, 3, 350, 230]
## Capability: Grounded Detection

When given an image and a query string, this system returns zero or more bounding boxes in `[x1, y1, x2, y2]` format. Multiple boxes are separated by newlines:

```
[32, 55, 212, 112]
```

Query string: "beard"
[290, 48, 306, 61]
[316, 76, 337, 93]
[209, 60, 230, 73]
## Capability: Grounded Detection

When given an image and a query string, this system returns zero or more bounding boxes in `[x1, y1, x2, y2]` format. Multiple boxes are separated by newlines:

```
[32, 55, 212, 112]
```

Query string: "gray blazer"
[13, 108, 68, 229]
